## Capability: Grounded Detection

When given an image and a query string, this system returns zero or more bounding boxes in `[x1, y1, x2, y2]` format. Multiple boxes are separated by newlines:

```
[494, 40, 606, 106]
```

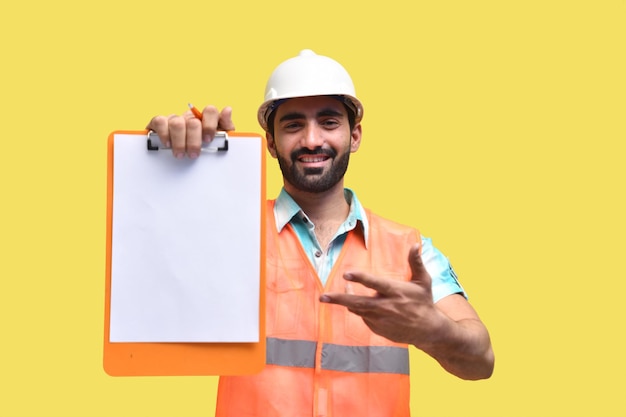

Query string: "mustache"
[291, 147, 337, 161]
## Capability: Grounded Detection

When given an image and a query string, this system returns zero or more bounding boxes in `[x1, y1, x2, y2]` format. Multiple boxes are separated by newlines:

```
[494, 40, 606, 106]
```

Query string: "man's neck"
[284, 182, 350, 226]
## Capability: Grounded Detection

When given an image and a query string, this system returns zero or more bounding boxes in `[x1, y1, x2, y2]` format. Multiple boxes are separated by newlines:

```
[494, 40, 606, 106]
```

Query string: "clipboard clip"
[147, 131, 229, 152]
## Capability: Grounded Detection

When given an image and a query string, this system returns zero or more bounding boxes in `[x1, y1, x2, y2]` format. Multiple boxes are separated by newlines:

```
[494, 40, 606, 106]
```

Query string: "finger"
[168, 115, 187, 158]
[218, 106, 236, 131]
[342, 271, 394, 295]
[146, 115, 171, 148]
[408, 243, 431, 286]
[185, 116, 202, 159]
[201, 105, 220, 142]
[319, 293, 376, 313]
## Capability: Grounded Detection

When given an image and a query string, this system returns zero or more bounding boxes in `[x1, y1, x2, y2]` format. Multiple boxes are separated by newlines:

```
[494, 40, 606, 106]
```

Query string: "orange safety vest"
[216, 201, 421, 417]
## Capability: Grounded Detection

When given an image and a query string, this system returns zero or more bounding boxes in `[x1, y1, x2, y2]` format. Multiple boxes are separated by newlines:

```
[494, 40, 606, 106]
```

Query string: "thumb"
[408, 243, 431, 287]
[219, 106, 236, 131]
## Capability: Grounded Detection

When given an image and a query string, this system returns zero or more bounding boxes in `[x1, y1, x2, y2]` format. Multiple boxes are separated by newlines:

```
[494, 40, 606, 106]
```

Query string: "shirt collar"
[274, 187, 369, 246]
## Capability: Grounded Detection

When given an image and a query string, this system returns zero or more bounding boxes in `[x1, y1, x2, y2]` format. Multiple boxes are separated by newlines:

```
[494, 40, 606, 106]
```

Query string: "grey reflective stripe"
[322, 343, 410, 375]
[266, 338, 317, 368]
[266, 338, 409, 375]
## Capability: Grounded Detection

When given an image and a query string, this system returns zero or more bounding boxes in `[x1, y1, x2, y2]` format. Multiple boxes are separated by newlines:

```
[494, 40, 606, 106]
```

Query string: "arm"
[320, 244, 494, 380]
[418, 293, 494, 380]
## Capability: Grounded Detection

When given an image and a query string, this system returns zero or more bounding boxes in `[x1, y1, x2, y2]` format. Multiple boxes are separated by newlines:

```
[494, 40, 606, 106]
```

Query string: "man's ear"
[350, 123, 362, 153]
[266, 132, 278, 158]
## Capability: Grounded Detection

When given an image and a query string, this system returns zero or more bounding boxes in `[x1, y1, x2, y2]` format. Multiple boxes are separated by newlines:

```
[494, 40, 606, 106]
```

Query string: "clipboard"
[104, 130, 266, 376]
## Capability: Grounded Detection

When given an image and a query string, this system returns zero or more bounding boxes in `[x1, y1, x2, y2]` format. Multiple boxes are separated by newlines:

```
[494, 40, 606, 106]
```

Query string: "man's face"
[267, 96, 361, 194]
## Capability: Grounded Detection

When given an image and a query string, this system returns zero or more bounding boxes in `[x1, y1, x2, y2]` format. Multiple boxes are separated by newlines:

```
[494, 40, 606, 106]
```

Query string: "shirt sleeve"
[420, 236, 467, 303]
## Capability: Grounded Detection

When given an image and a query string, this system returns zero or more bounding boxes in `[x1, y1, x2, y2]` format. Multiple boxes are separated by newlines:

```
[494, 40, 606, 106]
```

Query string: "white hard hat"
[257, 49, 364, 131]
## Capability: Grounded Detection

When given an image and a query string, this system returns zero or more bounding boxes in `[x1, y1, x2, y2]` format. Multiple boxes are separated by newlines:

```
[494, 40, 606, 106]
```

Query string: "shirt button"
[314, 250, 322, 257]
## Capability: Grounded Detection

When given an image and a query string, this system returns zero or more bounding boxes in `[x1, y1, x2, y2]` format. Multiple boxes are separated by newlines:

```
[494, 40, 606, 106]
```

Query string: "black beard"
[277, 147, 350, 193]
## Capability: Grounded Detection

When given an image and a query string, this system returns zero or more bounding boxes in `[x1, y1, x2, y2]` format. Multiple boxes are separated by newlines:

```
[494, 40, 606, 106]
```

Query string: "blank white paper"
[109, 133, 261, 343]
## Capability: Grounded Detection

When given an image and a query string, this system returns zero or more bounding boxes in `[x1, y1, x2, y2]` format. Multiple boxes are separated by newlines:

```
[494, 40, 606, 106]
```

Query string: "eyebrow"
[278, 107, 345, 123]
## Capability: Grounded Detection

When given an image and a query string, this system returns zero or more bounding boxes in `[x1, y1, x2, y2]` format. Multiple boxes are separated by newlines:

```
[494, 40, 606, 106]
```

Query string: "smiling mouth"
[299, 155, 329, 163]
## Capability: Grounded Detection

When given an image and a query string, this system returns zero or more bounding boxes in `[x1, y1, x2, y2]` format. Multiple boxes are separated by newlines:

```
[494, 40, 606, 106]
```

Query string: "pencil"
[188, 103, 203, 120]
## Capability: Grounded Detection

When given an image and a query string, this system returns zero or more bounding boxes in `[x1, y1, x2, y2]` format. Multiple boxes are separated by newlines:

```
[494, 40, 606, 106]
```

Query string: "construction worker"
[147, 49, 494, 417]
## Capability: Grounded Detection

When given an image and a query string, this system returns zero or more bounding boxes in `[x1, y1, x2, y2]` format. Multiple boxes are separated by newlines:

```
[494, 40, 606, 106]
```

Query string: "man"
[148, 49, 494, 417]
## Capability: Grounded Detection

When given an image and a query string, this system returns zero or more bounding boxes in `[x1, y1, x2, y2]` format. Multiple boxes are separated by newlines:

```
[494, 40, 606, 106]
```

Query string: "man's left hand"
[320, 244, 446, 346]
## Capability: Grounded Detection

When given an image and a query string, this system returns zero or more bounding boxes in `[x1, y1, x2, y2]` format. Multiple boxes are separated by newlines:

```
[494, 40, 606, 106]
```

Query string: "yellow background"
[1, 0, 624, 416]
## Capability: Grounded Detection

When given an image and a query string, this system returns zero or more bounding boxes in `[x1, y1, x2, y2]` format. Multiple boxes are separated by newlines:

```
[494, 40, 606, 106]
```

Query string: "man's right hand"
[146, 106, 236, 159]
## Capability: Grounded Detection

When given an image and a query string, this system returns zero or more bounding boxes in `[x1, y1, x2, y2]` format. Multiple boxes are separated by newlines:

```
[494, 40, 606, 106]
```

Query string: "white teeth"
[301, 157, 326, 162]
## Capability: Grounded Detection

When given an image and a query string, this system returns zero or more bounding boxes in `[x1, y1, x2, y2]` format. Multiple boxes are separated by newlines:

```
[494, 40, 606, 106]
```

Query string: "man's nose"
[302, 125, 325, 149]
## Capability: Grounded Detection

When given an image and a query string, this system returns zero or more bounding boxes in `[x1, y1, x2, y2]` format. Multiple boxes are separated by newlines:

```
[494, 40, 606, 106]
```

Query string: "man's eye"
[321, 120, 339, 127]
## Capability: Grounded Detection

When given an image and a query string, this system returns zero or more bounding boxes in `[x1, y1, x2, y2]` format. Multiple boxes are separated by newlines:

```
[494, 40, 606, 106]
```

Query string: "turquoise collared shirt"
[273, 188, 367, 285]
[273, 188, 466, 301]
